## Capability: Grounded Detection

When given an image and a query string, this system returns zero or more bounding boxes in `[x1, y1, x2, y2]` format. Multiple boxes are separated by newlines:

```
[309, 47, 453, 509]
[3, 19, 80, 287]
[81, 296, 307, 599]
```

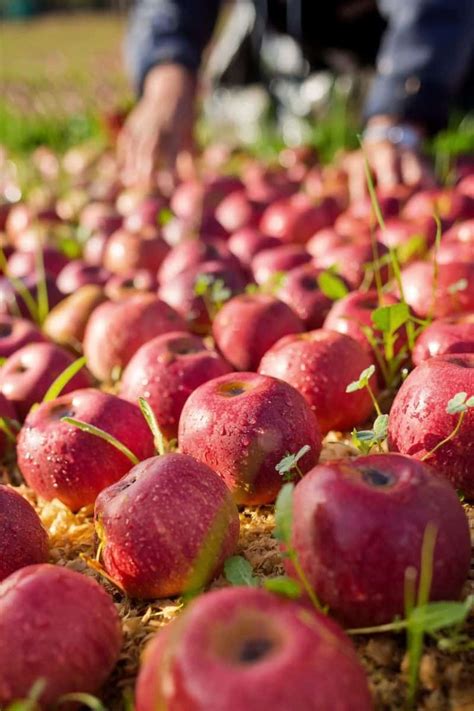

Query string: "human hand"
[118, 64, 196, 189]
[343, 117, 436, 201]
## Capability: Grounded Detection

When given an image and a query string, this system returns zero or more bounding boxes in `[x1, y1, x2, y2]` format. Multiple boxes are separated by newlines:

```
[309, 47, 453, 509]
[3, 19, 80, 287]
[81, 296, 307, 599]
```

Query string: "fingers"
[344, 142, 435, 202]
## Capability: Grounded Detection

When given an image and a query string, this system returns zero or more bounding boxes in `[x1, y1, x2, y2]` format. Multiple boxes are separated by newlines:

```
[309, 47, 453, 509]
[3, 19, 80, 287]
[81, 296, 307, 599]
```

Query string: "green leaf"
[274, 483, 294, 544]
[138, 397, 165, 456]
[43, 357, 87, 403]
[275, 445, 311, 475]
[211, 279, 231, 305]
[446, 392, 468, 415]
[372, 303, 410, 335]
[61, 417, 139, 466]
[224, 556, 259, 587]
[447, 278, 468, 295]
[194, 274, 213, 297]
[354, 429, 376, 442]
[317, 271, 348, 300]
[158, 207, 174, 226]
[346, 364, 376, 393]
[373, 414, 389, 440]
[410, 597, 473, 634]
[264, 576, 301, 599]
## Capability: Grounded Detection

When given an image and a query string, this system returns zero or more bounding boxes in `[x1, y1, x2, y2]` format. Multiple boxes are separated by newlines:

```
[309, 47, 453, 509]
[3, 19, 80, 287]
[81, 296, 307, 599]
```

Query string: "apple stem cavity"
[62, 416, 140, 465]
[42, 356, 88, 404]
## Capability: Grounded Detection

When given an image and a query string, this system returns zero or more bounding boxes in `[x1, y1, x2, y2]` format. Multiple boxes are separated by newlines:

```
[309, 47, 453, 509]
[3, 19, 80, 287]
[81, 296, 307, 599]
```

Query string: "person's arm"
[346, 0, 474, 199]
[120, 0, 221, 187]
[126, 0, 221, 95]
[365, 0, 474, 132]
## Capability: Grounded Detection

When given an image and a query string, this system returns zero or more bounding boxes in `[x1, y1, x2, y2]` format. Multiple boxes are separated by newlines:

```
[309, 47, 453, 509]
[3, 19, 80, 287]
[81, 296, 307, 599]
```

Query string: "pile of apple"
[0, 143, 473, 710]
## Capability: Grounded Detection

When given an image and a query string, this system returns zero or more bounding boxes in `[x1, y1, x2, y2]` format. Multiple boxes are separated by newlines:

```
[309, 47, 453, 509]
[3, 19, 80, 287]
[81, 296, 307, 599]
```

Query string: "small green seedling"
[273, 483, 324, 612]
[316, 270, 348, 300]
[5, 680, 45, 711]
[158, 207, 174, 226]
[422, 392, 474, 462]
[275, 445, 311, 482]
[352, 413, 389, 455]
[346, 364, 381, 416]
[194, 274, 232, 320]
[224, 555, 259, 588]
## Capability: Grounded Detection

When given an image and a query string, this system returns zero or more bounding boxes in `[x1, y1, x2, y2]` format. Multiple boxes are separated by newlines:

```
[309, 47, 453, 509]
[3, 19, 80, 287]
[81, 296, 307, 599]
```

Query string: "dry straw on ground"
[3, 434, 474, 711]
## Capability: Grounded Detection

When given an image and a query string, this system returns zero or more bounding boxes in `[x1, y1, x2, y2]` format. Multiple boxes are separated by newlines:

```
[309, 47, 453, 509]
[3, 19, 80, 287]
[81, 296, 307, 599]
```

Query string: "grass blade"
[43, 357, 87, 403]
[62, 416, 139, 465]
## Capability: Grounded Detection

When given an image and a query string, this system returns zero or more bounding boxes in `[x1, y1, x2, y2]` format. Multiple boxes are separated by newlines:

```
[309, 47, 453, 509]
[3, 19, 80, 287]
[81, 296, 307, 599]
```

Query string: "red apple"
[228, 228, 280, 266]
[105, 270, 157, 300]
[251, 244, 311, 285]
[437, 219, 474, 264]
[400, 261, 474, 318]
[376, 216, 435, 255]
[260, 194, 338, 244]
[0, 273, 63, 320]
[103, 226, 169, 275]
[179, 371, 321, 504]
[287, 453, 471, 626]
[0, 485, 48, 581]
[17, 388, 155, 509]
[56, 260, 111, 295]
[80, 201, 122, 235]
[402, 188, 474, 226]
[7, 247, 69, 279]
[313, 239, 389, 290]
[0, 316, 46, 358]
[413, 314, 474, 365]
[120, 331, 232, 439]
[212, 294, 303, 371]
[215, 190, 263, 232]
[323, 290, 404, 356]
[171, 177, 242, 222]
[135, 586, 373, 711]
[388, 354, 474, 497]
[83, 230, 110, 265]
[0, 564, 122, 706]
[259, 330, 377, 434]
[95, 453, 239, 598]
[276, 264, 335, 329]
[158, 238, 240, 285]
[83, 294, 187, 382]
[123, 195, 167, 232]
[158, 261, 246, 334]
[0, 342, 92, 420]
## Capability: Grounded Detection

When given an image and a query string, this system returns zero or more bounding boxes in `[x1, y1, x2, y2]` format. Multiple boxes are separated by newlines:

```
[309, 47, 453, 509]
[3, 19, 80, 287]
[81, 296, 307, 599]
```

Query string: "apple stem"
[421, 410, 466, 462]
[62, 416, 140, 466]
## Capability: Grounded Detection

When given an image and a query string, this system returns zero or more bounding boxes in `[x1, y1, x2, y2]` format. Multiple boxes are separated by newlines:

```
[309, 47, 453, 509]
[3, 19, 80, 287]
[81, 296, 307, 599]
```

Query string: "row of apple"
[0, 145, 473, 709]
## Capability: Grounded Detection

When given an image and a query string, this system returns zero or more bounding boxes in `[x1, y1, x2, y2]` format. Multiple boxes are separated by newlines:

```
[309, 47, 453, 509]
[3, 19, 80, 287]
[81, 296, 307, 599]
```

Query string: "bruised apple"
[179, 372, 321, 504]
[95, 453, 239, 598]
